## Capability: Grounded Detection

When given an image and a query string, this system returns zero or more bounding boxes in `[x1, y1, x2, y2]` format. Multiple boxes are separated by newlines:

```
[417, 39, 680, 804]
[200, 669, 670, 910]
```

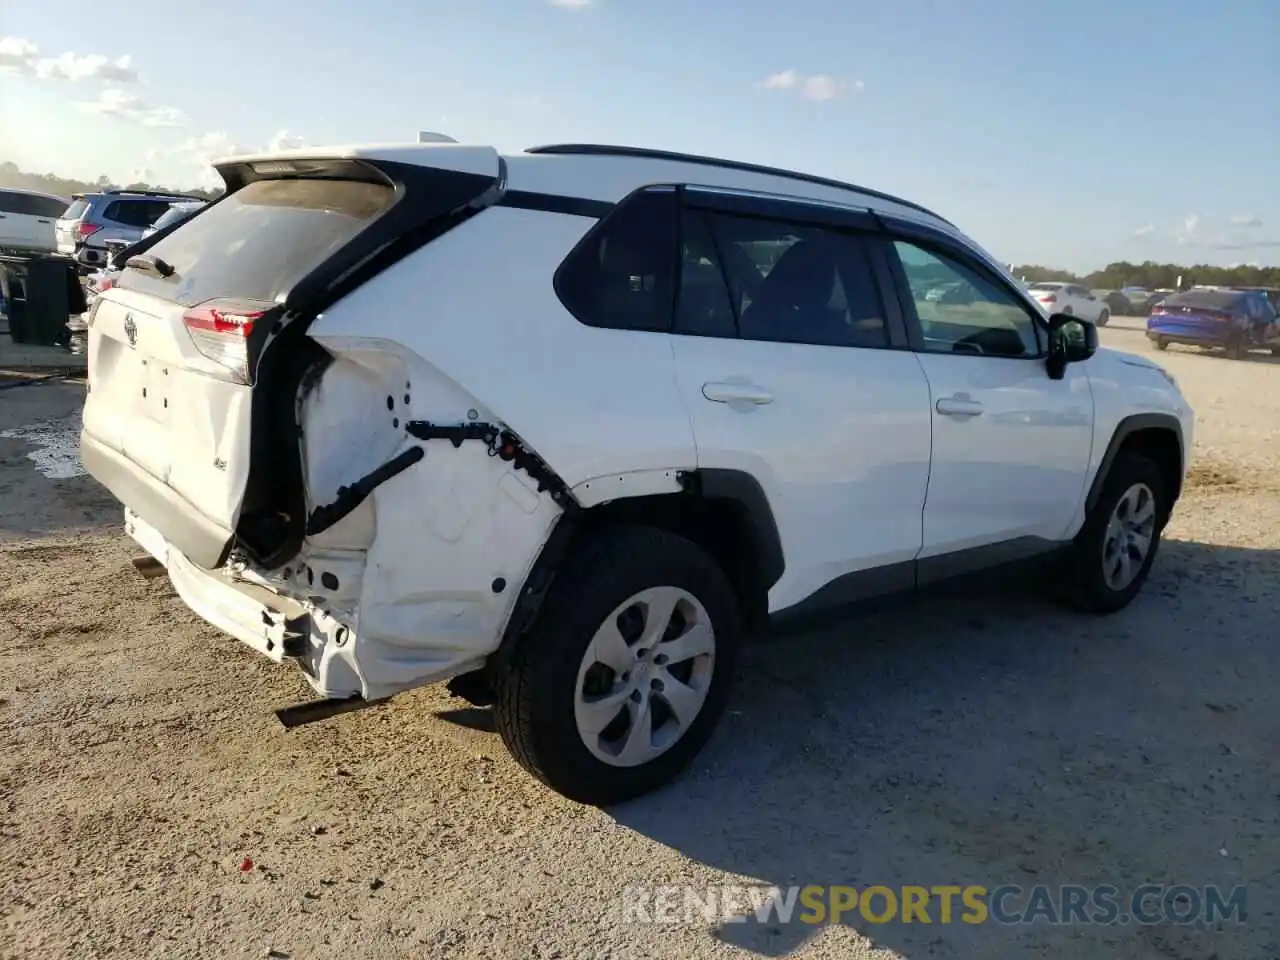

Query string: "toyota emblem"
[123, 314, 137, 347]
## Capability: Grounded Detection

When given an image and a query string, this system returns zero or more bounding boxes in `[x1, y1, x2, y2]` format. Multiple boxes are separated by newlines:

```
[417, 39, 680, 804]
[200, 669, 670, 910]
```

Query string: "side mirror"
[1046, 313, 1098, 380]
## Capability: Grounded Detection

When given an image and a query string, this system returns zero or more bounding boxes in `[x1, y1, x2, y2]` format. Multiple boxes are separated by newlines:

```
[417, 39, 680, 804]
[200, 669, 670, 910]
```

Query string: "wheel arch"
[1085, 414, 1185, 516]
[501, 468, 783, 648]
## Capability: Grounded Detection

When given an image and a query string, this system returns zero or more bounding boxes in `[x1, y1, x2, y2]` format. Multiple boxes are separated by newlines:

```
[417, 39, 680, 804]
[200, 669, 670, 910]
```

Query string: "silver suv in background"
[0, 187, 69, 254]
[55, 188, 206, 270]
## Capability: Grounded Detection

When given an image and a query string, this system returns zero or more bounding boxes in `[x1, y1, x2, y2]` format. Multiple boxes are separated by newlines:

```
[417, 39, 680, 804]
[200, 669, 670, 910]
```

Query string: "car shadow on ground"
[609, 539, 1279, 958]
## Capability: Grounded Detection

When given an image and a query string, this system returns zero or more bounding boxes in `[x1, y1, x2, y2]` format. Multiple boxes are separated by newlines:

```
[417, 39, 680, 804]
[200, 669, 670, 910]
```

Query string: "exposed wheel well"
[1114, 427, 1184, 510]
[568, 494, 770, 634]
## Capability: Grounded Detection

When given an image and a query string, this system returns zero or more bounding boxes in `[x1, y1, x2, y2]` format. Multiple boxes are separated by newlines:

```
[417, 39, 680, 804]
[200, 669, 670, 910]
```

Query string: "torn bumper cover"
[124, 414, 569, 701]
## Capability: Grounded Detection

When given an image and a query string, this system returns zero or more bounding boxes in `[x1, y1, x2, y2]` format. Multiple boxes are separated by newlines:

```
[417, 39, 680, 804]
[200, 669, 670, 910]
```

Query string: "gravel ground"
[1, 320, 1277, 960]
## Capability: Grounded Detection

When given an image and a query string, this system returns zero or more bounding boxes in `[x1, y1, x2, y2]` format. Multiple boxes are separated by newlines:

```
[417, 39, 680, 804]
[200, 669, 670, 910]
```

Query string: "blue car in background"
[1147, 288, 1280, 360]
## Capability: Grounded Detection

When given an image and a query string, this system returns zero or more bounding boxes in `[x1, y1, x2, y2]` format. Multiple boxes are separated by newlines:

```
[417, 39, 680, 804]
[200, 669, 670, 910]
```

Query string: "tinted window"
[556, 189, 678, 333]
[0, 191, 66, 217]
[689, 211, 888, 348]
[894, 240, 1041, 358]
[1160, 289, 1243, 312]
[103, 198, 172, 228]
[148, 203, 204, 233]
[117, 178, 397, 307]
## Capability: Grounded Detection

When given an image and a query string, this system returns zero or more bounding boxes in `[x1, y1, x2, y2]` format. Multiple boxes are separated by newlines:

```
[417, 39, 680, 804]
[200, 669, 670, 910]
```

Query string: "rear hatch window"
[1160, 290, 1243, 312]
[116, 178, 398, 307]
[60, 198, 90, 220]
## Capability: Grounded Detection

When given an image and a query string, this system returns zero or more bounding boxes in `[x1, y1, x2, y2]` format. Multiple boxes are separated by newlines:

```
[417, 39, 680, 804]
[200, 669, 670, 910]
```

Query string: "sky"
[0, 0, 1275, 272]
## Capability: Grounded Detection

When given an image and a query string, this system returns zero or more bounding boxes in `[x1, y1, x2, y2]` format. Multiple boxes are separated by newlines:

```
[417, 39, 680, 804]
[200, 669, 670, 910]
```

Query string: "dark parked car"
[1147, 288, 1280, 359]
[1092, 289, 1133, 316]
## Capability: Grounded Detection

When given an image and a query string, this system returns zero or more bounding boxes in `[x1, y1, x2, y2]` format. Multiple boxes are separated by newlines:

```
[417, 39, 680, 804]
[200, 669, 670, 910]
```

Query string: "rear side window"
[0, 191, 66, 217]
[555, 189, 678, 333]
[688, 211, 889, 348]
[103, 198, 172, 228]
[117, 178, 398, 307]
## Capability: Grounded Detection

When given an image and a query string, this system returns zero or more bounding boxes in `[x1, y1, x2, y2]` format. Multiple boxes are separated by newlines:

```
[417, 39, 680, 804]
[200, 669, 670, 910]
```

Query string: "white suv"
[80, 141, 1194, 805]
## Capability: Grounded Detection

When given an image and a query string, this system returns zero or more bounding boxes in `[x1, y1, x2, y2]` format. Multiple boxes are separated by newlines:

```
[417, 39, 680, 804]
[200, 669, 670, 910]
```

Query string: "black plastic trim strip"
[682, 187, 881, 233]
[497, 191, 614, 219]
[305, 446, 426, 536]
[683, 468, 785, 590]
[1084, 413, 1185, 513]
[404, 420, 581, 515]
[526, 143, 953, 225]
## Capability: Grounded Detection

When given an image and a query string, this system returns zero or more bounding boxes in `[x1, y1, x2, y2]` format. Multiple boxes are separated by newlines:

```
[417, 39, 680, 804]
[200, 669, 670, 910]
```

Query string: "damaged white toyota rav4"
[81, 141, 1194, 805]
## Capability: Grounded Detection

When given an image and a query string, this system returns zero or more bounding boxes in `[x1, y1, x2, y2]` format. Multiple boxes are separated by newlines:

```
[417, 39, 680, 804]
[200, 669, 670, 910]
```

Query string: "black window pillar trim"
[680, 468, 785, 591]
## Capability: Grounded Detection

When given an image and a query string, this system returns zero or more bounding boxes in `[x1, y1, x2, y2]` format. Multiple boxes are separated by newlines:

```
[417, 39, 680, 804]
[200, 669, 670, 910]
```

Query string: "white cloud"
[0, 37, 139, 81]
[1229, 214, 1262, 228]
[164, 129, 313, 189]
[757, 70, 862, 101]
[759, 70, 801, 90]
[0, 37, 37, 72]
[1132, 224, 1155, 238]
[78, 88, 187, 127]
[266, 129, 309, 152]
[549, 0, 596, 7]
[35, 52, 138, 82]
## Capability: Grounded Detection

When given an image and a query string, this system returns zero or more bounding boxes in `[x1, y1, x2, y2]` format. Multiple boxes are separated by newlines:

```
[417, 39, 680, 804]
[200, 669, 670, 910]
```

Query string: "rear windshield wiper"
[125, 254, 177, 279]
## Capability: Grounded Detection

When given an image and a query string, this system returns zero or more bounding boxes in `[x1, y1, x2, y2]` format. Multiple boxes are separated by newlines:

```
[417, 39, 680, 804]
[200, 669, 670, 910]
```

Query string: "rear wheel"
[1227, 335, 1248, 361]
[493, 526, 741, 806]
[1270, 347, 1280, 357]
[1153, 337, 1169, 351]
[1065, 451, 1166, 614]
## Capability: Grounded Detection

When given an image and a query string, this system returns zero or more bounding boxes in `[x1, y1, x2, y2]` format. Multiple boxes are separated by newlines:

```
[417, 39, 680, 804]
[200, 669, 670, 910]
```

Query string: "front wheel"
[1227, 335, 1247, 361]
[493, 526, 741, 806]
[1097, 309, 1110, 327]
[1065, 451, 1166, 614]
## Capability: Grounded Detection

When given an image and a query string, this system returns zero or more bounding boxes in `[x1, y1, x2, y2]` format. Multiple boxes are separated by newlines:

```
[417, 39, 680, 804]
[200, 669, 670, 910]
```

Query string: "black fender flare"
[1085, 413, 1185, 514]
[681, 468, 785, 591]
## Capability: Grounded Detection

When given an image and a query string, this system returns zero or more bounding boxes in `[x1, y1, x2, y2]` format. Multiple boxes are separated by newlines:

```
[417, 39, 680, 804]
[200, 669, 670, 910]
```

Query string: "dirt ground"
[1, 320, 1277, 960]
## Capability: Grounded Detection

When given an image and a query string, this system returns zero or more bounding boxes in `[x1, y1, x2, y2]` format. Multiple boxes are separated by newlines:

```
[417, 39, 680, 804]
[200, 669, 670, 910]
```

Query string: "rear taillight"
[1041, 294, 1057, 304]
[1150, 305, 1165, 316]
[182, 299, 269, 383]
[76, 222, 102, 241]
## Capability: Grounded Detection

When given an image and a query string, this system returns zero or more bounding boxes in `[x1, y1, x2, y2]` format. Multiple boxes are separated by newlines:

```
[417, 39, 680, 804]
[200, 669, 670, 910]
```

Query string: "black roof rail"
[524, 143, 951, 225]
[104, 188, 208, 202]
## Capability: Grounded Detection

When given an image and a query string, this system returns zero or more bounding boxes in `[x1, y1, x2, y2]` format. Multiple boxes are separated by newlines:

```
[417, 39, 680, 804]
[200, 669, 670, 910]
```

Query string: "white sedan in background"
[1026, 282, 1112, 325]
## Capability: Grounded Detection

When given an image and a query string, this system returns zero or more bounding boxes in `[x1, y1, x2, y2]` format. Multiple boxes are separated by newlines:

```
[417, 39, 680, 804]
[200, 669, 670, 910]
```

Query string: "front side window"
[675, 210, 889, 348]
[556, 189, 678, 333]
[893, 240, 1041, 358]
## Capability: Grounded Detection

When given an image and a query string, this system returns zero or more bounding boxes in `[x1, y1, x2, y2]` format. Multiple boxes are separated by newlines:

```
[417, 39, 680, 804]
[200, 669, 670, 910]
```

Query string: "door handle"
[702, 381, 774, 405]
[935, 395, 984, 417]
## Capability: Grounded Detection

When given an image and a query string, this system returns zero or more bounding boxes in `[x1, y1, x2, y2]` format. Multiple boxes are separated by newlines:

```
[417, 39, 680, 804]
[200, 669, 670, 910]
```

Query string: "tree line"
[0, 161, 222, 202]
[1012, 260, 1280, 290]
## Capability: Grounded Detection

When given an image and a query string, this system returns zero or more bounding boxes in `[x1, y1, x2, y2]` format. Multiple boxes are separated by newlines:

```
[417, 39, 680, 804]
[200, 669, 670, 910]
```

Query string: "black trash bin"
[5, 257, 80, 347]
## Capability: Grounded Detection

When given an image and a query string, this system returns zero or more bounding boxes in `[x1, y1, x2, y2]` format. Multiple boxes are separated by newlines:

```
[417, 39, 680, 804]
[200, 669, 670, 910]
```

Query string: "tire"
[1065, 451, 1167, 614]
[493, 525, 742, 806]
[1097, 309, 1110, 327]
[1226, 335, 1247, 361]
[1270, 347, 1280, 357]
[1153, 337, 1169, 351]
